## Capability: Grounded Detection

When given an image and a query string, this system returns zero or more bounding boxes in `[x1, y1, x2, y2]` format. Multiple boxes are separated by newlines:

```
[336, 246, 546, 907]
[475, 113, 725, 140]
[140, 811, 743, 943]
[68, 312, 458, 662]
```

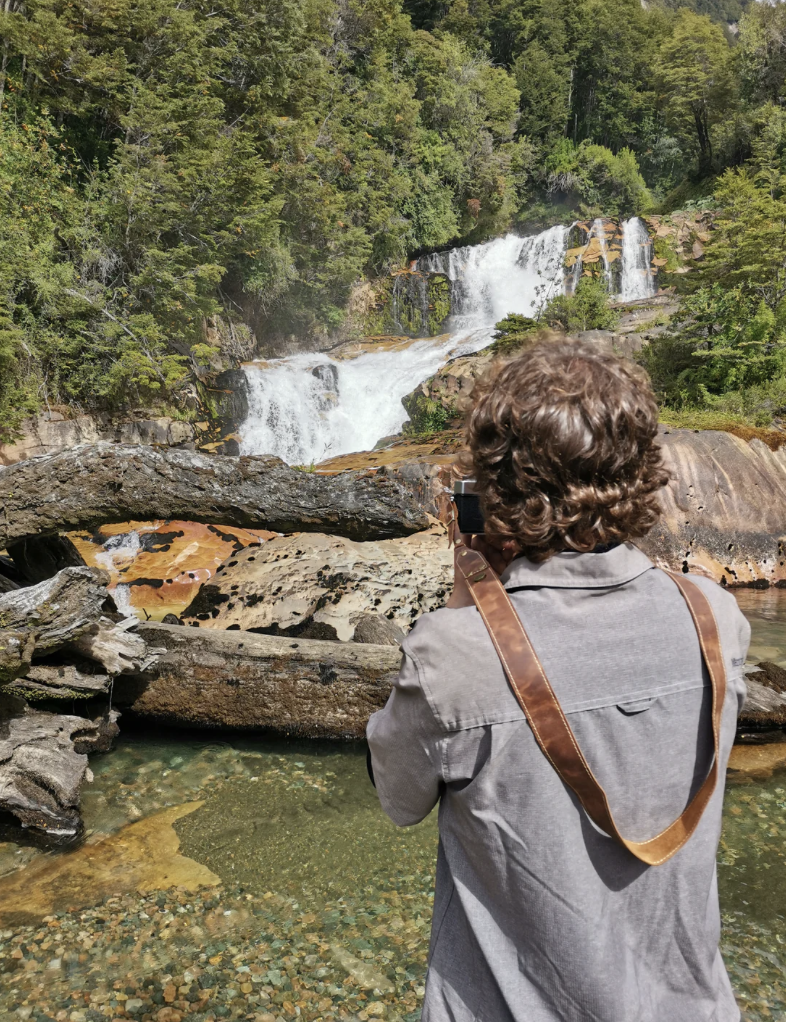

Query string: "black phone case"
[454, 492, 485, 534]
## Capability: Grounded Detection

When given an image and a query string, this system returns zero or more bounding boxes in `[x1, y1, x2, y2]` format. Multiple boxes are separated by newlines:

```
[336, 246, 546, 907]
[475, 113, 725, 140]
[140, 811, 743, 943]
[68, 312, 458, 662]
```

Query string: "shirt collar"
[499, 542, 655, 590]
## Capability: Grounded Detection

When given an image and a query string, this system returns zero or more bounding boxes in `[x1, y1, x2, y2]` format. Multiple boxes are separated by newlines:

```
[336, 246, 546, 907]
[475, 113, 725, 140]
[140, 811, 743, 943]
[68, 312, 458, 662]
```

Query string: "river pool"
[0, 592, 785, 1022]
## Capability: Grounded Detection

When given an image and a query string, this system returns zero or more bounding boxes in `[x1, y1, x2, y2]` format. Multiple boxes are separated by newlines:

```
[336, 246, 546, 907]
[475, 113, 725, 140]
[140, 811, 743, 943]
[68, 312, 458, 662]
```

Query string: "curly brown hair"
[463, 338, 669, 562]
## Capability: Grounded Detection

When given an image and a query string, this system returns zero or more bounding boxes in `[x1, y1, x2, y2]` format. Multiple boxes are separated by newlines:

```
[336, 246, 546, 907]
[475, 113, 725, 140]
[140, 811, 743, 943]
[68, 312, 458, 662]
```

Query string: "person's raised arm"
[366, 647, 445, 826]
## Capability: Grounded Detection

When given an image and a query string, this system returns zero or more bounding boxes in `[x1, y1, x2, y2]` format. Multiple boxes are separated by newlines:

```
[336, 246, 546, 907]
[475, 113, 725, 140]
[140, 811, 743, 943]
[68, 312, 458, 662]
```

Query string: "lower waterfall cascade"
[240, 217, 658, 464]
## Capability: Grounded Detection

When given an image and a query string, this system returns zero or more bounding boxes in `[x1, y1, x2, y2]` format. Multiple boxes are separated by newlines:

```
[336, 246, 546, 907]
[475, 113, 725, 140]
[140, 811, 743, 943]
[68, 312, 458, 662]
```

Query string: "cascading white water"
[620, 217, 656, 301]
[240, 226, 571, 464]
[240, 334, 489, 465]
[418, 225, 569, 329]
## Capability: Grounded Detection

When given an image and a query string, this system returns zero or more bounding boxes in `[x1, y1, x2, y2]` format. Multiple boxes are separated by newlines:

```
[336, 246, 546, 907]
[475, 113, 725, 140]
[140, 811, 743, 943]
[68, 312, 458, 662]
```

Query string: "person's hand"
[446, 531, 521, 609]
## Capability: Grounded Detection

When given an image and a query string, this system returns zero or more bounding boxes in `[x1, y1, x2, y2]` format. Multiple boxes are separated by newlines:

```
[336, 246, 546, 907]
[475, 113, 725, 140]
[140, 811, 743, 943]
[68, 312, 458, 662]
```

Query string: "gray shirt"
[366, 544, 750, 1022]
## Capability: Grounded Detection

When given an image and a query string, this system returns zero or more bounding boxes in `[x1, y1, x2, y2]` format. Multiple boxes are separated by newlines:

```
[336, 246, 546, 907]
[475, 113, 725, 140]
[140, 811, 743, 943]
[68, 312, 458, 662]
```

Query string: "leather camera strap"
[455, 546, 727, 866]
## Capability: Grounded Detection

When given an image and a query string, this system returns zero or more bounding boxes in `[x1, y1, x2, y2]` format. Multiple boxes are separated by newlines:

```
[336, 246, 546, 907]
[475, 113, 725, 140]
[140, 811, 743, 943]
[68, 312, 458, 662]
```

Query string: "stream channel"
[0, 592, 784, 1021]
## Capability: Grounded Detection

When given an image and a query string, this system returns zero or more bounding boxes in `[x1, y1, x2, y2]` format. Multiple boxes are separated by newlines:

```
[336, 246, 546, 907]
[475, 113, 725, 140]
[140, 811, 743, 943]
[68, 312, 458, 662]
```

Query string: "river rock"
[180, 520, 452, 639]
[402, 352, 489, 433]
[352, 613, 406, 646]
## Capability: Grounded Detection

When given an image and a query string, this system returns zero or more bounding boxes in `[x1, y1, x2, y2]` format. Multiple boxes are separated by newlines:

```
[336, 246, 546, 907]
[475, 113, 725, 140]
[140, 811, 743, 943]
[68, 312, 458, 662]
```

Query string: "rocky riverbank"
[2, 417, 786, 844]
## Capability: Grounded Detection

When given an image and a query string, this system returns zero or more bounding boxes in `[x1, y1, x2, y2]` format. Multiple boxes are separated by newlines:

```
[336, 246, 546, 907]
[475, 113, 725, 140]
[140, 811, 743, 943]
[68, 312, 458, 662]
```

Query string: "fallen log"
[0, 695, 119, 842]
[115, 622, 401, 738]
[0, 567, 111, 683]
[0, 442, 429, 547]
[8, 664, 110, 701]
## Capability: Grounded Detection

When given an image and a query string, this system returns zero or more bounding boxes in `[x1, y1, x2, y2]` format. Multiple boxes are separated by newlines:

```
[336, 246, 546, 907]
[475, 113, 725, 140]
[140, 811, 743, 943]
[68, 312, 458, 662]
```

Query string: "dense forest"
[3, 0, 786, 438]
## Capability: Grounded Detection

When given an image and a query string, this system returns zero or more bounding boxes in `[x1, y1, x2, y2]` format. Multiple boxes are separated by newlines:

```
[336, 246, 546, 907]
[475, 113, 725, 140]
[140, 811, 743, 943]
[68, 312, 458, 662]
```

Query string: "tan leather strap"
[455, 546, 727, 866]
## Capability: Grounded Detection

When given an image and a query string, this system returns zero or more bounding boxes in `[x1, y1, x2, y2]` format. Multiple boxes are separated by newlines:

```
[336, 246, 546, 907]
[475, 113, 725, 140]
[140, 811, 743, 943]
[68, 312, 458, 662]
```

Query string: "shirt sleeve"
[366, 647, 445, 826]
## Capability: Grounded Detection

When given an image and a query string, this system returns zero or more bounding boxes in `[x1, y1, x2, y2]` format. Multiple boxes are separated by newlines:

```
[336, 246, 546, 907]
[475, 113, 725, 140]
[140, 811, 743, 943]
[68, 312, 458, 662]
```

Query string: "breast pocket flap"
[616, 695, 657, 715]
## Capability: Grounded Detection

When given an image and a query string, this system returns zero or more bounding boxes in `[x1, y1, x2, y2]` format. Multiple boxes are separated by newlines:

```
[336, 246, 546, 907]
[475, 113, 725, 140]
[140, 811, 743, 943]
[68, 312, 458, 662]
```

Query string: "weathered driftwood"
[8, 664, 110, 701]
[0, 442, 429, 547]
[740, 664, 786, 729]
[115, 622, 401, 738]
[70, 614, 157, 675]
[0, 698, 119, 841]
[0, 567, 137, 842]
[0, 567, 111, 683]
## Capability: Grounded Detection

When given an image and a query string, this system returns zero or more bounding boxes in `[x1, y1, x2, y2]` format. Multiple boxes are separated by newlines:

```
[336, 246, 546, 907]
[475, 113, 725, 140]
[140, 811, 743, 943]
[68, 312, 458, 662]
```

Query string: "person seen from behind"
[367, 339, 749, 1022]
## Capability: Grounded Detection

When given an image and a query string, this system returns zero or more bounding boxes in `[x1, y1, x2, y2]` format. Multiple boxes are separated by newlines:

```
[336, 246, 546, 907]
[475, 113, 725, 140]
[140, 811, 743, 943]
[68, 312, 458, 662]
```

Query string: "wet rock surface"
[70, 520, 275, 622]
[640, 428, 786, 585]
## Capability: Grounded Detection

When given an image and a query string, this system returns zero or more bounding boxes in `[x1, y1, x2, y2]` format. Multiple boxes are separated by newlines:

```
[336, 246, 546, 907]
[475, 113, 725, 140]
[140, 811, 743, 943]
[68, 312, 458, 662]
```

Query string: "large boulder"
[641, 429, 786, 585]
[180, 520, 453, 639]
[402, 352, 489, 433]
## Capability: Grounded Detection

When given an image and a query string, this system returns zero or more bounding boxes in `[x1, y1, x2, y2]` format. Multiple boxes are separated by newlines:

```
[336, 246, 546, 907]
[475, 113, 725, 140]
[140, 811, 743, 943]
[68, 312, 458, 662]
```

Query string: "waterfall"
[240, 226, 571, 464]
[418, 225, 569, 329]
[568, 218, 613, 292]
[241, 336, 486, 465]
[620, 217, 656, 301]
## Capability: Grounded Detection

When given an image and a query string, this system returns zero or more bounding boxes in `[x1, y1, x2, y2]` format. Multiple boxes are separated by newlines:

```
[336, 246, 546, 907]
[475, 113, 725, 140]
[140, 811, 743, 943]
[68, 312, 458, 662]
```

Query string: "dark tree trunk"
[0, 442, 429, 548]
[694, 103, 713, 177]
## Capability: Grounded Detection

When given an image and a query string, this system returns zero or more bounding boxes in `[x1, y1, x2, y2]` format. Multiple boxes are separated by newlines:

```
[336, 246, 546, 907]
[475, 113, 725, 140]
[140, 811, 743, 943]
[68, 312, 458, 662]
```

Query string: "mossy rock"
[366, 270, 452, 338]
[652, 235, 682, 273]
[196, 370, 249, 434]
[401, 391, 457, 435]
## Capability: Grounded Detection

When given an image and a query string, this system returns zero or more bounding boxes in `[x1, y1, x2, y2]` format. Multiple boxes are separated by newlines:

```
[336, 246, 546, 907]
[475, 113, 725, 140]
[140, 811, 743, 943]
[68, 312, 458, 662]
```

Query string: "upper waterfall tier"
[239, 218, 658, 463]
[417, 225, 570, 329]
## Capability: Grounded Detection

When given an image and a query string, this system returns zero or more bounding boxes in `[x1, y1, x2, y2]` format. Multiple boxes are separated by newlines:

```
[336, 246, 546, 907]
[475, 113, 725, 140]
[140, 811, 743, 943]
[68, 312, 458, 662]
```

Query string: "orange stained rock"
[727, 744, 786, 781]
[70, 520, 275, 621]
[0, 803, 218, 927]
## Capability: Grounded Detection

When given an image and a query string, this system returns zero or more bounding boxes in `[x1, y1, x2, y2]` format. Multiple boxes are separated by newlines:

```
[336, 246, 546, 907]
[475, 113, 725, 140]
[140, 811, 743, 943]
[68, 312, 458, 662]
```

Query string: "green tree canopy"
[656, 11, 734, 177]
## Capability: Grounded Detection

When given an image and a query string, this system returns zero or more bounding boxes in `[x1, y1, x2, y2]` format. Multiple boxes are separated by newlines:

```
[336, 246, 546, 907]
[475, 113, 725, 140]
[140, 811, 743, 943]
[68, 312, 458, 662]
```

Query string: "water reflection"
[733, 589, 786, 666]
[0, 591, 784, 1020]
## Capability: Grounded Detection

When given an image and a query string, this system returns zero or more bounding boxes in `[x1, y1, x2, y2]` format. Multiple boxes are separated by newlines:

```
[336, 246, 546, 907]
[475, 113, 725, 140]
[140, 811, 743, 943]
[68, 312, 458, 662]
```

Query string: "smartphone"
[453, 479, 485, 534]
